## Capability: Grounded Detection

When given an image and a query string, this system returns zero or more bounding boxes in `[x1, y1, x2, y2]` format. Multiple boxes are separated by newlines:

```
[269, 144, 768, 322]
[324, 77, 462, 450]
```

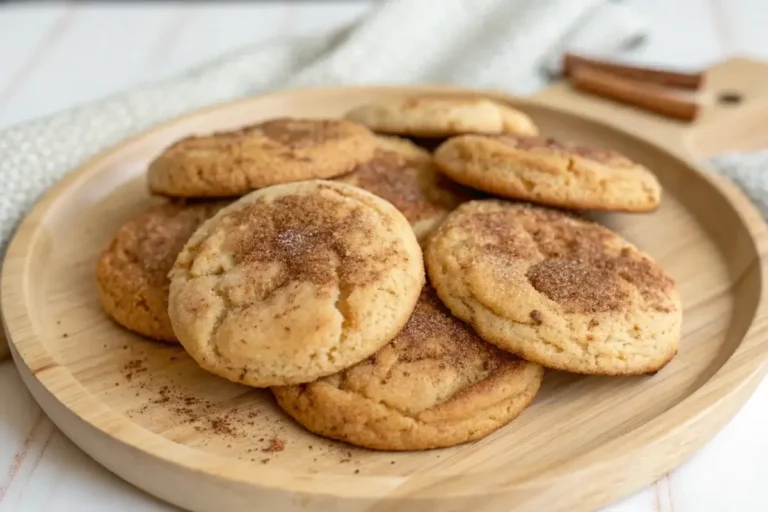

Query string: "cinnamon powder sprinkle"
[494, 134, 633, 166]
[262, 437, 285, 453]
[258, 118, 345, 149]
[226, 191, 401, 294]
[469, 211, 537, 260]
[456, 202, 674, 314]
[325, 284, 524, 401]
[129, 378, 246, 439]
[209, 418, 236, 436]
[392, 286, 518, 374]
[527, 258, 626, 314]
[122, 359, 148, 382]
[337, 150, 461, 223]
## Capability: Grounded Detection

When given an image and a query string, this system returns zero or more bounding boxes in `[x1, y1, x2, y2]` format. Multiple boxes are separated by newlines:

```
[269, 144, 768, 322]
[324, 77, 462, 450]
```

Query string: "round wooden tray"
[3, 58, 768, 512]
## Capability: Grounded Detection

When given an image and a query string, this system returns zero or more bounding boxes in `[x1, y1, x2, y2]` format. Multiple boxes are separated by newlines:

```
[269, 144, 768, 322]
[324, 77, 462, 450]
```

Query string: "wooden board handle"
[532, 57, 768, 159]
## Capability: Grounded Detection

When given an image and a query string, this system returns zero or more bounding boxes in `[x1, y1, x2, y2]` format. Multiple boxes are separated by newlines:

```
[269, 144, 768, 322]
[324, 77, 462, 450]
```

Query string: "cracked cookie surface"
[345, 95, 539, 138]
[147, 118, 378, 198]
[272, 285, 543, 451]
[433, 134, 662, 212]
[335, 135, 476, 240]
[168, 180, 425, 387]
[424, 200, 682, 375]
[96, 200, 226, 342]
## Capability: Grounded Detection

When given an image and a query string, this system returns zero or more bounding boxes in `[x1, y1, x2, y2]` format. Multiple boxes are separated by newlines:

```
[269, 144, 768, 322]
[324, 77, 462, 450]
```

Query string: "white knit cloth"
[0, 0, 763, 260]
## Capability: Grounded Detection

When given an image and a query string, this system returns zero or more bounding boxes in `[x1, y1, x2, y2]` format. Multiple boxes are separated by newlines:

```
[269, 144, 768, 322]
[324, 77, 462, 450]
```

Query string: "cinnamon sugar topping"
[114, 202, 223, 285]
[494, 135, 633, 166]
[319, 285, 524, 418]
[461, 210, 537, 259]
[384, 287, 519, 374]
[527, 259, 626, 313]
[337, 150, 465, 223]
[257, 118, 345, 149]
[451, 201, 675, 314]
[227, 190, 403, 291]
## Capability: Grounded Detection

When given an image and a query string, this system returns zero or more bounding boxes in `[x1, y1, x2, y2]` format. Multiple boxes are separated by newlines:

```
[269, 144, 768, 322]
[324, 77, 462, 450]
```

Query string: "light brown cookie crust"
[424, 200, 682, 375]
[147, 118, 378, 198]
[369, 134, 434, 164]
[96, 201, 226, 342]
[272, 286, 544, 451]
[168, 180, 425, 387]
[345, 96, 539, 138]
[335, 136, 475, 240]
[433, 134, 662, 212]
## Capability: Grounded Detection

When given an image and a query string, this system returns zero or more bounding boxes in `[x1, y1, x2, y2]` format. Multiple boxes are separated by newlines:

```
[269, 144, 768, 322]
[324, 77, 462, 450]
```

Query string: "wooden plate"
[3, 58, 768, 512]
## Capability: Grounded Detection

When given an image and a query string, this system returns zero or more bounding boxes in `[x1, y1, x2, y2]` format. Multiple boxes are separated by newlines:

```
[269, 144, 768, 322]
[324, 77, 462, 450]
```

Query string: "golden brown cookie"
[272, 286, 544, 451]
[96, 201, 226, 342]
[345, 95, 539, 138]
[147, 118, 378, 198]
[168, 180, 425, 387]
[369, 134, 434, 164]
[425, 200, 682, 375]
[335, 136, 474, 240]
[434, 134, 662, 212]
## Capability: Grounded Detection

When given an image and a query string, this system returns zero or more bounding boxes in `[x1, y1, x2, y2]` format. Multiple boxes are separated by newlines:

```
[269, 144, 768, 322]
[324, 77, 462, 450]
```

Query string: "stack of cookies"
[96, 94, 682, 452]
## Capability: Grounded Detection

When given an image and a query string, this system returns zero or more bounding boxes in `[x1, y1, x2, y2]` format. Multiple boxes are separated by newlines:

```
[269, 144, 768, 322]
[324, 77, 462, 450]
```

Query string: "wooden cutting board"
[2, 57, 768, 512]
[537, 57, 768, 158]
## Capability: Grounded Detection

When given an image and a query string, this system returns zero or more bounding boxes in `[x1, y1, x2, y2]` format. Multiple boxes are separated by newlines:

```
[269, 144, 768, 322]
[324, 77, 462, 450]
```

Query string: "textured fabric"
[709, 152, 768, 218]
[0, 0, 763, 263]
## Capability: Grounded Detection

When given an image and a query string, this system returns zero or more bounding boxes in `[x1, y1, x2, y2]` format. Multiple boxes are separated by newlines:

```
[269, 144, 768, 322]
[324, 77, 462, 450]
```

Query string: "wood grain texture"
[2, 65, 768, 511]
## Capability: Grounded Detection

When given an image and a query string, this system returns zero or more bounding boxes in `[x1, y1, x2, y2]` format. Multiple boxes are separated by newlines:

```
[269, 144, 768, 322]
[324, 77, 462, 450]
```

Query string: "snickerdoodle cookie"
[425, 200, 681, 375]
[433, 134, 662, 212]
[168, 180, 425, 387]
[345, 96, 539, 138]
[335, 136, 474, 240]
[148, 118, 378, 198]
[272, 286, 544, 451]
[96, 201, 226, 342]
[368, 134, 433, 164]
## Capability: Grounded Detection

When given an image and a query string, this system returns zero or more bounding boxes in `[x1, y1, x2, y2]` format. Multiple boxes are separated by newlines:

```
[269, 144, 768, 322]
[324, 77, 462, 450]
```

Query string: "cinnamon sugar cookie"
[96, 201, 226, 342]
[168, 181, 425, 387]
[272, 286, 544, 451]
[345, 96, 539, 138]
[148, 118, 378, 198]
[425, 200, 681, 375]
[369, 135, 433, 164]
[434, 134, 662, 212]
[335, 136, 474, 240]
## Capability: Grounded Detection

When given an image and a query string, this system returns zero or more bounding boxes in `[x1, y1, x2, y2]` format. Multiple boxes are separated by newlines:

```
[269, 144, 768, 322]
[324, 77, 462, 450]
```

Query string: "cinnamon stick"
[564, 53, 704, 91]
[570, 66, 700, 122]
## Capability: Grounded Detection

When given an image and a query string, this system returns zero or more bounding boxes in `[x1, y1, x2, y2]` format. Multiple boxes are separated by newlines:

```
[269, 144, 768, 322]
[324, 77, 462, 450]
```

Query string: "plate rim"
[3, 84, 768, 506]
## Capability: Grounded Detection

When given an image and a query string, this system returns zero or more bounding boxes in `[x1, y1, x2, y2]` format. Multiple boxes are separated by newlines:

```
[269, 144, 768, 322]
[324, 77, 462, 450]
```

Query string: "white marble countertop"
[2, 1, 768, 511]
